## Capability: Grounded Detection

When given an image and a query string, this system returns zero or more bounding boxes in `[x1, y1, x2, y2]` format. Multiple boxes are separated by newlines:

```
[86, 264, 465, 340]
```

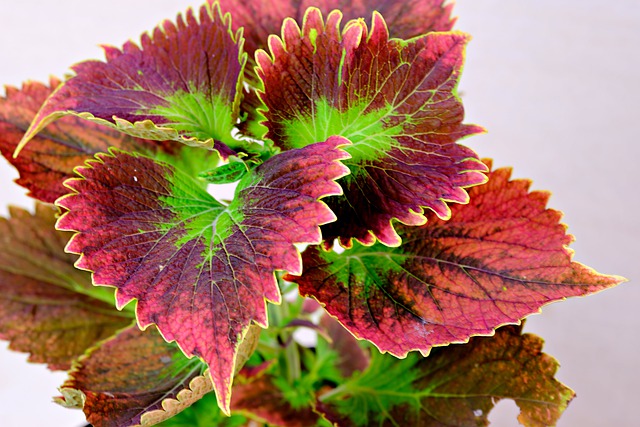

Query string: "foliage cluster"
[0, 1, 622, 426]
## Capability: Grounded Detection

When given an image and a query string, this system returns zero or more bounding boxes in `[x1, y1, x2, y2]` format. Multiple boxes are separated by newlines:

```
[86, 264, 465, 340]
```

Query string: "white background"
[0, 1, 638, 426]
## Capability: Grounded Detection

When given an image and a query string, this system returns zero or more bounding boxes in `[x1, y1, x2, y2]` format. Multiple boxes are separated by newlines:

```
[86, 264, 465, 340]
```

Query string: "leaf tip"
[54, 387, 86, 409]
[13, 111, 61, 158]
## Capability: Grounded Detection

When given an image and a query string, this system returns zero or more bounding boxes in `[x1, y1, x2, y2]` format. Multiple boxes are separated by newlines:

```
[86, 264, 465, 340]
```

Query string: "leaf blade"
[55, 137, 351, 413]
[0, 79, 176, 203]
[289, 164, 623, 357]
[257, 9, 486, 246]
[232, 374, 321, 427]
[218, 0, 455, 80]
[0, 203, 133, 370]
[17, 3, 245, 157]
[56, 325, 211, 427]
[317, 325, 575, 427]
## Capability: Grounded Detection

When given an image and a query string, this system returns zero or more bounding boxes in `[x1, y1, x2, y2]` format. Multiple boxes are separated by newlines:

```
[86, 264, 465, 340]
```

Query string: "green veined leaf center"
[282, 98, 401, 164]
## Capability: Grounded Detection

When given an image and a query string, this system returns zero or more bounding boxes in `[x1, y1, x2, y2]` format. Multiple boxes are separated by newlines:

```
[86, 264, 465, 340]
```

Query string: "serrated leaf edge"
[292, 161, 626, 358]
[254, 8, 487, 248]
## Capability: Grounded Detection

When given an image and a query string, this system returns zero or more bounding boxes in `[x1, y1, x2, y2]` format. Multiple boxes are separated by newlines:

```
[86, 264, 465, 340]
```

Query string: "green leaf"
[0, 203, 133, 370]
[317, 325, 575, 427]
[198, 159, 249, 184]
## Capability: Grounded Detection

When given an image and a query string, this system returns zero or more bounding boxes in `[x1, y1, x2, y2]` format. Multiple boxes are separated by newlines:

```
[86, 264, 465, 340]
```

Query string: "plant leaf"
[232, 374, 321, 427]
[17, 3, 245, 158]
[198, 159, 248, 184]
[288, 163, 623, 357]
[56, 324, 260, 427]
[257, 9, 486, 246]
[320, 314, 369, 378]
[55, 137, 351, 413]
[316, 325, 574, 427]
[237, 85, 269, 140]
[56, 325, 212, 427]
[0, 78, 178, 203]
[222, 0, 456, 139]
[0, 203, 133, 370]
[218, 0, 455, 79]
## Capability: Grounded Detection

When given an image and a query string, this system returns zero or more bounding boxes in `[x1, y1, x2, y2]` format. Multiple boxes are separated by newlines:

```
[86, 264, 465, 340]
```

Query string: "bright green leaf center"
[151, 91, 236, 146]
[282, 98, 401, 163]
[159, 165, 244, 249]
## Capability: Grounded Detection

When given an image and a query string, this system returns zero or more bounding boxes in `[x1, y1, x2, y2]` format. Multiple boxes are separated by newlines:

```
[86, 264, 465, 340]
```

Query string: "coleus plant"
[0, 1, 624, 426]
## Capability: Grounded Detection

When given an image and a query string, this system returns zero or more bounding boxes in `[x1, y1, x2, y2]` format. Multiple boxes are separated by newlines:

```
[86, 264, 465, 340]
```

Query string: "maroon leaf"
[289, 163, 624, 357]
[257, 9, 486, 246]
[56, 325, 260, 427]
[237, 85, 269, 140]
[0, 78, 175, 203]
[221, 0, 455, 126]
[0, 203, 132, 370]
[218, 0, 455, 76]
[17, 3, 245, 158]
[55, 136, 350, 412]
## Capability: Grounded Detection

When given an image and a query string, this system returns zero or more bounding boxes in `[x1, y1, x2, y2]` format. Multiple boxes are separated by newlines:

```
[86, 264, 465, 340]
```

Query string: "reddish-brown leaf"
[55, 137, 350, 413]
[232, 374, 320, 427]
[0, 204, 132, 370]
[320, 314, 369, 378]
[257, 9, 485, 246]
[224, 0, 457, 138]
[17, 3, 245, 157]
[218, 0, 455, 79]
[289, 163, 623, 357]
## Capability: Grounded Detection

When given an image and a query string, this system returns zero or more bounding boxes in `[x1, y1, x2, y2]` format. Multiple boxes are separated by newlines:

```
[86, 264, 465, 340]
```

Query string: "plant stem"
[285, 336, 301, 384]
[318, 383, 348, 402]
[274, 274, 302, 384]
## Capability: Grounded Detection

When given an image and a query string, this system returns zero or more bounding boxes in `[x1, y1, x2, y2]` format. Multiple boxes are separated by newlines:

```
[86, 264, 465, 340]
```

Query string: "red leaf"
[0, 204, 132, 370]
[289, 163, 623, 357]
[55, 137, 350, 413]
[17, 3, 245, 157]
[0, 78, 173, 203]
[257, 9, 485, 246]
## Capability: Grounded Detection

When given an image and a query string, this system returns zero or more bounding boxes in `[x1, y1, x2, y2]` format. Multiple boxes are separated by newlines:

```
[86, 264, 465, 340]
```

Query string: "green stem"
[318, 383, 348, 402]
[285, 336, 302, 384]
[273, 274, 302, 384]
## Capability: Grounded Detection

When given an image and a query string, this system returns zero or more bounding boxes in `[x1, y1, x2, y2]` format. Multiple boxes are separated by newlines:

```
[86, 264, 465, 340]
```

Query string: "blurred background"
[0, 1, 637, 425]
